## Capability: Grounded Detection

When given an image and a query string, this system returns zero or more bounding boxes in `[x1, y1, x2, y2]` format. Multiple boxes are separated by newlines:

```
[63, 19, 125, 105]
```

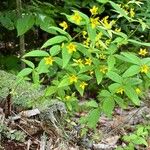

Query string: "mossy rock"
[0, 70, 45, 108]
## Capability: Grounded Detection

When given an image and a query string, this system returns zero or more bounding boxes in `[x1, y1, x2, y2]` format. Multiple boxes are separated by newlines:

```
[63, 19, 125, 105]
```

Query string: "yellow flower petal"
[99, 65, 108, 74]
[71, 11, 82, 24]
[135, 88, 141, 94]
[66, 43, 77, 53]
[138, 48, 148, 56]
[90, 17, 100, 28]
[69, 75, 78, 83]
[59, 21, 68, 30]
[44, 56, 54, 65]
[79, 82, 88, 90]
[85, 58, 92, 66]
[140, 64, 149, 74]
[116, 87, 124, 95]
[90, 6, 98, 15]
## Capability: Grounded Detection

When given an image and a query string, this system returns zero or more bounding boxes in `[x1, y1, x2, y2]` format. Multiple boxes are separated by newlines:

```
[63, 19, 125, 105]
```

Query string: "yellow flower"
[74, 59, 83, 65]
[89, 70, 94, 76]
[115, 28, 121, 32]
[85, 58, 92, 66]
[65, 95, 71, 100]
[138, 48, 148, 56]
[99, 53, 106, 60]
[140, 64, 149, 74]
[59, 21, 68, 30]
[80, 82, 88, 90]
[44, 56, 54, 65]
[71, 11, 82, 24]
[99, 65, 108, 74]
[116, 87, 124, 95]
[95, 32, 103, 41]
[90, 6, 98, 15]
[82, 31, 87, 39]
[83, 38, 90, 47]
[135, 88, 141, 94]
[90, 17, 100, 28]
[69, 75, 78, 83]
[66, 43, 77, 53]
[101, 16, 115, 29]
[130, 8, 135, 18]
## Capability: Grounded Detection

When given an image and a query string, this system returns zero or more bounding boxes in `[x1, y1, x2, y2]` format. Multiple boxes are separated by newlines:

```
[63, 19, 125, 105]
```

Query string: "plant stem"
[16, 0, 25, 68]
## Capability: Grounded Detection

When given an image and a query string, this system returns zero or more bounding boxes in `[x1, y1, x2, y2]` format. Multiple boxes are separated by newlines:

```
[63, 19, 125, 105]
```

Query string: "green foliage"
[0, 123, 26, 142]
[1, 0, 150, 133]
[116, 125, 150, 149]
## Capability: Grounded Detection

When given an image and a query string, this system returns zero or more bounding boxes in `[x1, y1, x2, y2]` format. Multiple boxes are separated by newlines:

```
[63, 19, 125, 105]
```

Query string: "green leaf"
[95, 68, 103, 84]
[16, 14, 35, 36]
[49, 45, 61, 56]
[96, 0, 109, 4]
[22, 59, 35, 69]
[124, 86, 140, 105]
[45, 86, 57, 96]
[109, 1, 131, 21]
[17, 68, 33, 77]
[48, 26, 72, 40]
[102, 98, 115, 117]
[128, 39, 150, 47]
[87, 109, 100, 128]
[107, 55, 116, 70]
[87, 24, 96, 43]
[85, 100, 98, 108]
[106, 71, 122, 83]
[32, 70, 40, 84]
[58, 77, 70, 88]
[100, 90, 111, 97]
[123, 65, 140, 77]
[114, 96, 126, 109]
[121, 52, 141, 65]
[36, 59, 49, 74]
[41, 36, 68, 49]
[23, 50, 49, 58]
[108, 83, 121, 93]
[75, 82, 84, 96]
[62, 46, 72, 68]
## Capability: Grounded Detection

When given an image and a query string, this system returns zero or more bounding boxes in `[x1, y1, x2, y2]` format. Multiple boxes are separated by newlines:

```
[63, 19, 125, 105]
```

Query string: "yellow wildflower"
[138, 48, 148, 56]
[69, 75, 78, 83]
[135, 88, 141, 94]
[95, 32, 103, 41]
[71, 11, 82, 24]
[99, 65, 108, 74]
[115, 28, 121, 32]
[90, 17, 100, 28]
[59, 21, 68, 30]
[44, 56, 54, 65]
[80, 82, 88, 90]
[90, 6, 98, 15]
[130, 8, 135, 18]
[66, 43, 77, 53]
[116, 87, 124, 95]
[99, 53, 106, 60]
[140, 64, 149, 74]
[65, 95, 71, 100]
[85, 58, 92, 66]
[83, 38, 90, 47]
[102, 16, 115, 29]
[82, 31, 87, 39]
[74, 59, 83, 65]
[89, 70, 94, 76]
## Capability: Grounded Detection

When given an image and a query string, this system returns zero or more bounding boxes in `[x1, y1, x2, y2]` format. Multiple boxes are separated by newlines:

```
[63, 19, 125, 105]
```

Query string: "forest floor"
[0, 99, 150, 150]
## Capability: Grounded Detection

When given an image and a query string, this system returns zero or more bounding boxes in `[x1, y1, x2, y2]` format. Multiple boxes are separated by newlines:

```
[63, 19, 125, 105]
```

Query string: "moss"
[0, 70, 44, 108]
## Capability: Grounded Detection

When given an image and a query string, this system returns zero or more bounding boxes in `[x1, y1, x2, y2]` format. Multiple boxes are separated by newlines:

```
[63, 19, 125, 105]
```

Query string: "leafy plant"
[17, 0, 150, 132]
